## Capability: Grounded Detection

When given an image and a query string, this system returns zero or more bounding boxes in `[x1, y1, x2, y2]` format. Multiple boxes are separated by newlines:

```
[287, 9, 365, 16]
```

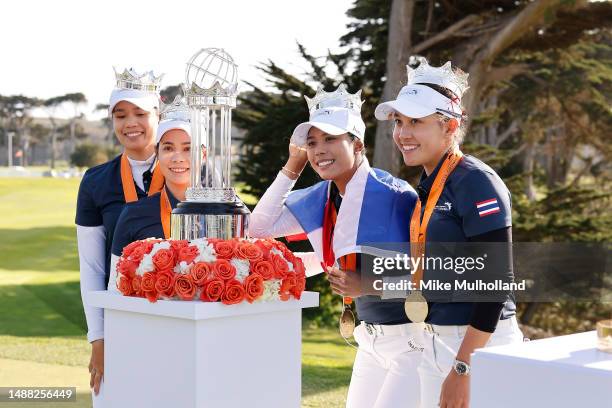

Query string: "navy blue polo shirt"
[75, 155, 154, 284]
[418, 153, 516, 325]
[111, 187, 179, 257]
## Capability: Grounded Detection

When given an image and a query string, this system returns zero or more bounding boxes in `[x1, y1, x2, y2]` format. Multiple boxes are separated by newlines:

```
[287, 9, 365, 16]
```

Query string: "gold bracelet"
[282, 167, 301, 177]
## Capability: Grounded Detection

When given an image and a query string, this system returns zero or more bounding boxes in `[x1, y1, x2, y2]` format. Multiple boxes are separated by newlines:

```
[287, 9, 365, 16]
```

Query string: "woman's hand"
[439, 370, 470, 408]
[89, 339, 104, 395]
[281, 143, 308, 180]
[327, 266, 364, 298]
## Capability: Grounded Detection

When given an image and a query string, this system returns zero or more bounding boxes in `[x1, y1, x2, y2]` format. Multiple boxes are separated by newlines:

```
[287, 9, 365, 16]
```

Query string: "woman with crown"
[375, 57, 524, 408]
[250, 85, 424, 408]
[76, 67, 164, 397]
[110, 98, 191, 275]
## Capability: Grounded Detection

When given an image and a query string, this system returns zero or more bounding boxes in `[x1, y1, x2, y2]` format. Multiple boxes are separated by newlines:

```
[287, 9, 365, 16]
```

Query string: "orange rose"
[129, 245, 148, 262]
[178, 245, 199, 264]
[293, 274, 306, 299]
[141, 272, 157, 292]
[244, 273, 264, 303]
[153, 248, 176, 272]
[200, 278, 225, 302]
[254, 240, 272, 260]
[213, 240, 235, 259]
[213, 259, 237, 281]
[174, 274, 196, 301]
[121, 241, 142, 257]
[144, 289, 159, 303]
[155, 271, 176, 297]
[293, 257, 306, 276]
[282, 247, 296, 265]
[118, 276, 134, 296]
[170, 240, 189, 258]
[280, 272, 297, 301]
[250, 260, 275, 280]
[236, 242, 264, 262]
[221, 279, 246, 305]
[190, 262, 213, 286]
[271, 254, 289, 279]
[117, 258, 138, 279]
[142, 241, 156, 253]
[131, 275, 143, 297]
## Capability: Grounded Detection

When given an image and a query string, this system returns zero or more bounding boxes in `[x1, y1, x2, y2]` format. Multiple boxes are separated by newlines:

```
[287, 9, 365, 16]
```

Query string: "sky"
[0, 0, 353, 119]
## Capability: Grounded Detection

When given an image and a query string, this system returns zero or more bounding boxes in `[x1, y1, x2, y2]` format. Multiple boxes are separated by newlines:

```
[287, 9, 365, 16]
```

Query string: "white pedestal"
[87, 291, 319, 408]
[472, 331, 612, 408]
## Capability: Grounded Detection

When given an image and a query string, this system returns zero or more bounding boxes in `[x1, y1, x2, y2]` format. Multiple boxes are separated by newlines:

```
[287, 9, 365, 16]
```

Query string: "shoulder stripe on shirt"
[476, 198, 500, 217]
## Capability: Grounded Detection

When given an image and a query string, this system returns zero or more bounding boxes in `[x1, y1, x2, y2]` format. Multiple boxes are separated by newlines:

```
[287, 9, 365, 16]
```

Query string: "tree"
[70, 143, 109, 168]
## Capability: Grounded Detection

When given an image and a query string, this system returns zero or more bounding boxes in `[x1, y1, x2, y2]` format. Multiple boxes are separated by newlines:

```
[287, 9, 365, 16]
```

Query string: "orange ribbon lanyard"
[120, 153, 165, 203]
[160, 188, 172, 239]
[409, 149, 464, 287]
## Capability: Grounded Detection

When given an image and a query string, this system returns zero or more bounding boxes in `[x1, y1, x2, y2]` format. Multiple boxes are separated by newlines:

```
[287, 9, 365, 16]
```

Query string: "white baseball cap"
[156, 118, 192, 144]
[109, 89, 160, 115]
[375, 84, 463, 122]
[291, 106, 366, 146]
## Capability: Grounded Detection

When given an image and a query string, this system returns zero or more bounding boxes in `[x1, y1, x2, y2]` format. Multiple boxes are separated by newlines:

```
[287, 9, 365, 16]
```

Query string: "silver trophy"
[170, 48, 250, 240]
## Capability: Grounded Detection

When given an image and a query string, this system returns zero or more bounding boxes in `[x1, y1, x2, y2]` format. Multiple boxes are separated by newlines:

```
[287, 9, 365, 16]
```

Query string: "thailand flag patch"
[476, 198, 500, 217]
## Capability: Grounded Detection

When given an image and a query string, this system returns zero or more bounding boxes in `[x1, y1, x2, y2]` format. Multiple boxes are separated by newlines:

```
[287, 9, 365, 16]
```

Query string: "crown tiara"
[113, 67, 164, 93]
[407, 57, 469, 99]
[305, 84, 364, 114]
[160, 95, 190, 122]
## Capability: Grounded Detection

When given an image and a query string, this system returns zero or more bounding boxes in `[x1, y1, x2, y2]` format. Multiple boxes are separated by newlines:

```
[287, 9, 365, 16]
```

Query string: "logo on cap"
[400, 88, 418, 96]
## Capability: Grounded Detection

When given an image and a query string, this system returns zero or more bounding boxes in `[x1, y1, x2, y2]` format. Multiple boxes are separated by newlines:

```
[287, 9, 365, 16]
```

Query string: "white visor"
[375, 84, 462, 121]
[109, 89, 160, 115]
[291, 107, 366, 146]
[156, 119, 192, 144]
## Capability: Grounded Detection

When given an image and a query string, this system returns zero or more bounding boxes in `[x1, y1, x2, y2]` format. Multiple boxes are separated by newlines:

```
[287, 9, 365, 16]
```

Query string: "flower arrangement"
[115, 237, 306, 304]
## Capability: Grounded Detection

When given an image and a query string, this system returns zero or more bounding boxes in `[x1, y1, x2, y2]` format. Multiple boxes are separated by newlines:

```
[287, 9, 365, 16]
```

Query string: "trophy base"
[171, 200, 250, 240]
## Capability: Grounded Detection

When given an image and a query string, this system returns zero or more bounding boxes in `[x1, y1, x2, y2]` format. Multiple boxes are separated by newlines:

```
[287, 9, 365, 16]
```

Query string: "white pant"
[418, 317, 524, 408]
[346, 322, 425, 408]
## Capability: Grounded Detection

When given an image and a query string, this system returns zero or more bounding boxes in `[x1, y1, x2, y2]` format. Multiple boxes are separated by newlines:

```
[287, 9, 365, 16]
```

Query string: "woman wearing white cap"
[110, 100, 191, 265]
[375, 57, 523, 408]
[250, 85, 424, 408]
[76, 68, 164, 397]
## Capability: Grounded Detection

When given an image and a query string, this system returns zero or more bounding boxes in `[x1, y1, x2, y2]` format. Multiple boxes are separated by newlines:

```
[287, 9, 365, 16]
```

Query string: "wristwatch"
[453, 359, 471, 376]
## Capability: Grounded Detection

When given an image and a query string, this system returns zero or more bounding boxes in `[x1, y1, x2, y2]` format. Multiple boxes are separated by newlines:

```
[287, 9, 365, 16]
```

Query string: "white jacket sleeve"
[295, 252, 324, 277]
[249, 171, 304, 238]
[77, 225, 106, 342]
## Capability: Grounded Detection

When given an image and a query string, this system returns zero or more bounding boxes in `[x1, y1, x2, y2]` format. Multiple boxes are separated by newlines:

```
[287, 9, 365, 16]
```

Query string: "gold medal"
[404, 290, 428, 323]
[339, 304, 356, 339]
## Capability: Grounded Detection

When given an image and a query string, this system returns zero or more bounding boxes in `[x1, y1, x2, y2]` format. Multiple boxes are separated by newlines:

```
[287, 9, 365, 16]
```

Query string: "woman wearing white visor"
[111, 99, 191, 274]
[76, 67, 164, 398]
[375, 57, 523, 408]
[250, 85, 424, 408]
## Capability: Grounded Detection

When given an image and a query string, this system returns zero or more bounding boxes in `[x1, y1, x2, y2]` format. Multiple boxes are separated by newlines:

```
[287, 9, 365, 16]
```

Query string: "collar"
[417, 152, 449, 202]
[126, 152, 156, 167]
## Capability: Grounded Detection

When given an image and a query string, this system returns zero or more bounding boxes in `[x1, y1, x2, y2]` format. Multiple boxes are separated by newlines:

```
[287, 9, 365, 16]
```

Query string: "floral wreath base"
[116, 237, 306, 304]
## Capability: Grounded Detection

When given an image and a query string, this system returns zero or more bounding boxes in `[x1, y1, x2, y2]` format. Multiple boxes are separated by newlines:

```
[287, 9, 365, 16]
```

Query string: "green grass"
[0, 177, 354, 407]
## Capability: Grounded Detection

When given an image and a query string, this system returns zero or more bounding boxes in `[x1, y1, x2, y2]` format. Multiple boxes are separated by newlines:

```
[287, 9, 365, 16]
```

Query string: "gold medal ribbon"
[160, 188, 172, 239]
[120, 153, 165, 203]
[409, 148, 464, 289]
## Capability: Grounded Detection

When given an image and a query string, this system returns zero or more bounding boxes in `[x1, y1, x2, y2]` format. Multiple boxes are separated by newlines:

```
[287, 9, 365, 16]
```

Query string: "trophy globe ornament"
[170, 48, 250, 241]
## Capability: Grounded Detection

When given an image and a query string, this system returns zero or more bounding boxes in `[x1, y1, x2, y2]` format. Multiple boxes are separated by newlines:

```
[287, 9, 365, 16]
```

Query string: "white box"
[472, 331, 612, 407]
[87, 290, 319, 408]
